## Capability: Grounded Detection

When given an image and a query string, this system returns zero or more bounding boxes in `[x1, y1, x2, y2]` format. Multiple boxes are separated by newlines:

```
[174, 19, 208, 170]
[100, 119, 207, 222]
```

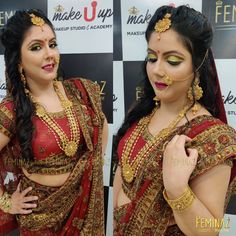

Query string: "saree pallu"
[114, 115, 236, 236]
[0, 78, 105, 235]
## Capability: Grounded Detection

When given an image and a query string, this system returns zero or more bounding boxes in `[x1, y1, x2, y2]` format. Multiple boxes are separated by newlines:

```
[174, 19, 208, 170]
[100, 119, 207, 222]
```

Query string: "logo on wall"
[51, 1, 113, 32]
[0, 10, 15, 29]
[125, 6, 151, 36]
[202, 0, 236, 58]
[223, 90, 236, 116]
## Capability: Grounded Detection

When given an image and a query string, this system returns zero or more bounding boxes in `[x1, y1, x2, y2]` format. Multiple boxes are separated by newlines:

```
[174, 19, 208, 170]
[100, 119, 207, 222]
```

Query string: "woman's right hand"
[8, 182, 38, 214]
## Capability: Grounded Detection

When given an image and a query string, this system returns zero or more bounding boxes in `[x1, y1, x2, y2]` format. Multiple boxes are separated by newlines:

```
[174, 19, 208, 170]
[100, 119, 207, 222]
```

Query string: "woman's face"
[20, 23, 59, 86]
[146, 28, 194, 104]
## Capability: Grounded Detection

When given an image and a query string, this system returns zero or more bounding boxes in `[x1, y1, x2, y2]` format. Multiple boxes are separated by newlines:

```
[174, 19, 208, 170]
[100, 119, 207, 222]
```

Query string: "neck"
[27, 80, 56, 98]
[159, 97, 190, 116]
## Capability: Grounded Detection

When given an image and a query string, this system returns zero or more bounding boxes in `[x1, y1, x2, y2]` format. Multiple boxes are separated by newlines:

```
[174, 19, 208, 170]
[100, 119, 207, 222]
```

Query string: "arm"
[113, 165, 122, 208]
[0, 132, 11, 196]
[0, 133, 38, 215]
[101, 118, 108, 158]
[163, 135, 231, 236]
[168, 164, 230, 236]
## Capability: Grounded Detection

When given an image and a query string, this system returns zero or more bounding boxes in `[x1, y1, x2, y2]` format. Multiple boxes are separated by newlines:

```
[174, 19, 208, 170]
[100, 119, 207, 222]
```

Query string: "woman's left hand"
[162, 134, 198, 196]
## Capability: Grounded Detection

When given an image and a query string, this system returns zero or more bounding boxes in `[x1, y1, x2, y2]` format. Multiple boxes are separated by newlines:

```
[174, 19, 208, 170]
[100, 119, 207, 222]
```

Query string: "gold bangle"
[163, 185, 195, 212]
[0, 192, 12, 213]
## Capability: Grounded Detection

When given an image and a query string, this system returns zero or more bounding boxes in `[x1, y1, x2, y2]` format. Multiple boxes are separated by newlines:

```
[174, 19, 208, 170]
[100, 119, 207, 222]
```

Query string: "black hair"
[1, 9, 55, 162]
[113, 5, 221, 163]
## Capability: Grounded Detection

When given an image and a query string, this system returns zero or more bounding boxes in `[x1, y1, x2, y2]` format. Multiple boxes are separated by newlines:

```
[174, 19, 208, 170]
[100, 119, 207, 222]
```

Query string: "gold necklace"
[30, 81, 80, 157]
[121, 105, 189, 183]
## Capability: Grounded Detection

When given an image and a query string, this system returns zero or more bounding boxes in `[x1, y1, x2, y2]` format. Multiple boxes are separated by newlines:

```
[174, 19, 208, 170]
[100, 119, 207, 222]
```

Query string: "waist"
[22, 168, 70, 187]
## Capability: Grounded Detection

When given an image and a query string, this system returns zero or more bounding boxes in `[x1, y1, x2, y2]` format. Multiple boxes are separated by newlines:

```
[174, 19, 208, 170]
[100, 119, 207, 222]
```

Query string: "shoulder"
[0, 96, 15, 118]
[63, 77, 99, 89]
[187, 115, 235, 138]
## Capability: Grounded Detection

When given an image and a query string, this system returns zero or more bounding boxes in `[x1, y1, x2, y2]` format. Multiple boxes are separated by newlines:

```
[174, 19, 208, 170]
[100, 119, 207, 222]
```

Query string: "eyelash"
[146, 55, 182, 66]
[30, 42, 58, 51]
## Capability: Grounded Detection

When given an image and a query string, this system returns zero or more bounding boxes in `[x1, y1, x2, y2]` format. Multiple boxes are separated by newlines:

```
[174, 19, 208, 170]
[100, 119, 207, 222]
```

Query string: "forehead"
[148, 29, 190, 55]
[22, 24, 55, 44]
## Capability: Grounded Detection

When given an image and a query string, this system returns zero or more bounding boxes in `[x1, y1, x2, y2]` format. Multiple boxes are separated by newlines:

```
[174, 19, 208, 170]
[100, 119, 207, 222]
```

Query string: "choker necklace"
[30, 81, 80, 157]
[121, 105, 189, 183]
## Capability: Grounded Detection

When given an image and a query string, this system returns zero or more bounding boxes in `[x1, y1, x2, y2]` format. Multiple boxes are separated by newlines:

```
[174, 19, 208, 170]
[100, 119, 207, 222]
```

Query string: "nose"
[44, 45, 55, 60]
[152, 59, 165, 77]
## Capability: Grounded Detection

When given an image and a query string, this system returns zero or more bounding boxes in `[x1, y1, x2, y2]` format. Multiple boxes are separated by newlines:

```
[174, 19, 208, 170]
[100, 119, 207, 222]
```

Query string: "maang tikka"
[28, 13, 45, 31]
[154, 13, 171, 40]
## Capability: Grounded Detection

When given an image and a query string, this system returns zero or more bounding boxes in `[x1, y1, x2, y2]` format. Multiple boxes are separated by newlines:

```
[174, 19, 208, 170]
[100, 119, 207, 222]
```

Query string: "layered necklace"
[30, 81, 80, 157]
[121, 105, 189, 183]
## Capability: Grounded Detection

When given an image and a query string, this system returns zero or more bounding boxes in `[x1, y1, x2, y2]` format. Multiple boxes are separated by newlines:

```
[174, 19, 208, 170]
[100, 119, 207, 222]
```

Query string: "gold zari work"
[121, 105, 189, 183]
[30, 82, 80, 157]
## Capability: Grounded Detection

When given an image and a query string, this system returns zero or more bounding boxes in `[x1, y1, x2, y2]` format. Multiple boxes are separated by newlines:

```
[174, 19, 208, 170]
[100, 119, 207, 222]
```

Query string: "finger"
[23, 196, 39, 202]
[175, 135, 192, 147]
[16, 181, 21, 192]
[187, 148, 198, 159]
[22, 203, 37, 209]
[21, 187, 33, 197]
[169, 135, 180, 144]
[19, 209, 33, 214]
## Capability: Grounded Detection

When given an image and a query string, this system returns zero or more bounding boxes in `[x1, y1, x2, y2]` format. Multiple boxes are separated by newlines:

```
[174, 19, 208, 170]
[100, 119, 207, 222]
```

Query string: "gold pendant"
[64, 141, 78, 157]
[122, 163, 134, 183]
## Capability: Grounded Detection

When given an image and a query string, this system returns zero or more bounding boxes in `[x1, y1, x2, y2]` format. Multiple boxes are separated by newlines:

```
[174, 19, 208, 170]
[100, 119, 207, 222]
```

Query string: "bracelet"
[0, 192, 12, 213]
[163, 185, 195, 212]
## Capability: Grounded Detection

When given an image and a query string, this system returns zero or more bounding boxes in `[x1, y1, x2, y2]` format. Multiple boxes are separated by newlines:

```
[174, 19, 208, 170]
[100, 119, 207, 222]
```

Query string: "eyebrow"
[27, 37, 56, 47]
[147, 48, 185, 57]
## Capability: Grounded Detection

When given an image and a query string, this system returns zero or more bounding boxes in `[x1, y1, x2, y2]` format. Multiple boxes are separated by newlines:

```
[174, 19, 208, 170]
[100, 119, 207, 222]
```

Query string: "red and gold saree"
[114, 115, 236, 235]
[0, 78, 105, 235]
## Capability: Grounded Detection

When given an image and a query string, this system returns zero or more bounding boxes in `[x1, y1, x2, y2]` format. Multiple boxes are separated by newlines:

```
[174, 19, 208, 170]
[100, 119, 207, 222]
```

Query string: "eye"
[30, 44, 41, 51]
[166, 55, 183, 66]
[49, 42, 58, 48]
[146, 53, 157, 63]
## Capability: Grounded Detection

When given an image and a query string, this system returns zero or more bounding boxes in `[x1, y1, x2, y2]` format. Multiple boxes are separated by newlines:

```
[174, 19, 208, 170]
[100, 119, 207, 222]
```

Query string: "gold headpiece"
[29, 13, 45, 30]
[154, 13, 171, 40]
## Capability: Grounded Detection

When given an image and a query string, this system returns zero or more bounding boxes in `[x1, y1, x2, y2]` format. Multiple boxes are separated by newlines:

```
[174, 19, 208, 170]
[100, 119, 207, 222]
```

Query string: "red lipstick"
[155, 82, 168, 90]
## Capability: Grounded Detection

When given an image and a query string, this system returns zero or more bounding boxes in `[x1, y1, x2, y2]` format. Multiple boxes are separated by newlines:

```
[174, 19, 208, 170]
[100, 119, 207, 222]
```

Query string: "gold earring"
[164, 75, 173, 86]
[187, 78, 203, 115]
[19, 68, 29, 95]
[153, 95, 160, 106]
[55, 56, 60, 64]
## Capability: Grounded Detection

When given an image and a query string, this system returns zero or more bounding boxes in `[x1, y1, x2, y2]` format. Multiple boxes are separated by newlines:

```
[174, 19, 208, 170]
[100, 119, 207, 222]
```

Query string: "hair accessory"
[154, 13, 171, 40]
[163, 185, 195, 212]
[164, 75, 173, 86]
[29, 13, 45, 31]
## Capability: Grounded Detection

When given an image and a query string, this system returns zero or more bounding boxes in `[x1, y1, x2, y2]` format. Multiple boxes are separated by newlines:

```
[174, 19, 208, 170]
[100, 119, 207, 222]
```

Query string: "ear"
[18, 64, 23, 73]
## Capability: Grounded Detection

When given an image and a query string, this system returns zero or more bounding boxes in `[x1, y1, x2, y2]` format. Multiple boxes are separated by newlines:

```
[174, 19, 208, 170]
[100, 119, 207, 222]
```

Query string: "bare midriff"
[22, 167, 71, 187]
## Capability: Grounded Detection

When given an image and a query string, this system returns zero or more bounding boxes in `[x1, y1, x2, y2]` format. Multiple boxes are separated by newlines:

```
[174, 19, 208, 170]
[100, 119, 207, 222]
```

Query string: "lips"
[42, 63, 55, 72]
[155, 82, 168, 90]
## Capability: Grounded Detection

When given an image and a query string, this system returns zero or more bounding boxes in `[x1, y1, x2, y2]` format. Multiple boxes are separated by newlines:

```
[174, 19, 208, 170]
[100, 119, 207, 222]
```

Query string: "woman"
[0, 9, 108, 235]
[113, 5, 236, 236]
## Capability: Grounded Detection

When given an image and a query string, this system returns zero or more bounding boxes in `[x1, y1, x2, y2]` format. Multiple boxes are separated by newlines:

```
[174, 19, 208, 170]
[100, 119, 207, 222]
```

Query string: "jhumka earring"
[28, 13, 45, 31]
[187, 78, 203, 115]
[154, 13, 171, 40]
[19, 67, 29, 96]
[164, 75, 173, 86]
[55, 56, 60, 65]
[153, 96, 160, 106]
